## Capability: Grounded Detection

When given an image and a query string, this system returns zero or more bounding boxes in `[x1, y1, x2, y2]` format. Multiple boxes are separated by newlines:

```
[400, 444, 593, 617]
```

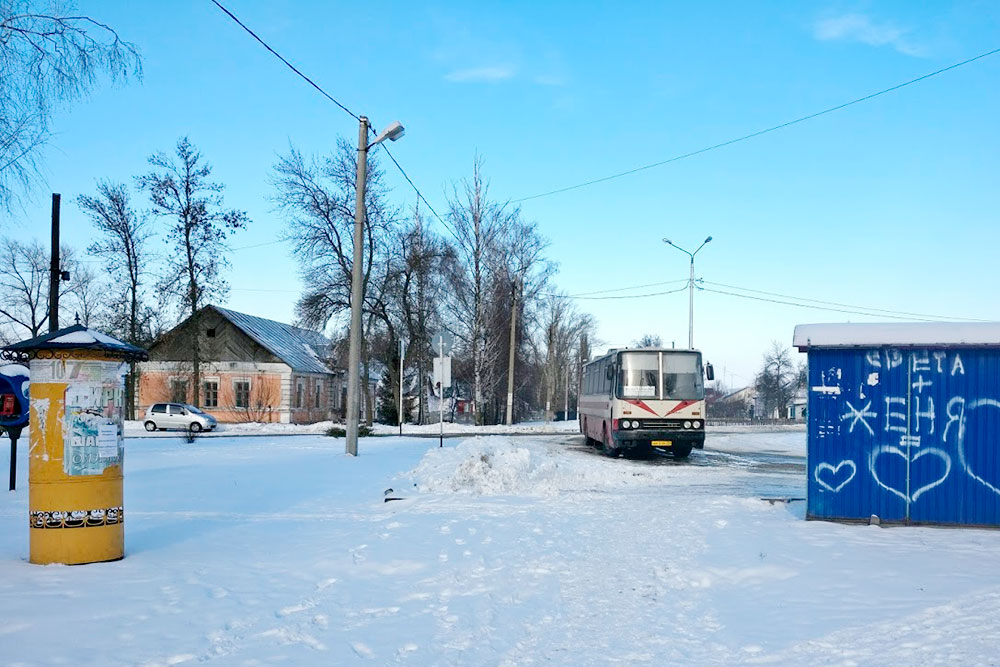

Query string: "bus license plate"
[652, 440, 672, 448]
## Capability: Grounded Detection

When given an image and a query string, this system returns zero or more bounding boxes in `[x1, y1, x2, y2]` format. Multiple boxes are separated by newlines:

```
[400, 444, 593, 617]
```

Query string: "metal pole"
[7, 428, 19, 492]
[49, 193, 61, 332]
[505, 278, 518, 425]
[439, 336, 444, 448]
[564, 364, 569, 420]
[688, 256, 695, 349]
[345, 117, 369, 457]
[398, 338, 404, 436]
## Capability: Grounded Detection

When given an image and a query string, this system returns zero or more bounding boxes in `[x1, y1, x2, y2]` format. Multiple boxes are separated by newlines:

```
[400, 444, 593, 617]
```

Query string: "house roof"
[212, 306, 334, 375]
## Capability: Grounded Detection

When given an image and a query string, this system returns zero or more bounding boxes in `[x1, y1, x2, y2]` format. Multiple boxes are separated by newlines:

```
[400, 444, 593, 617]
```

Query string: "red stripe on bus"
[666, 400, 698, 415]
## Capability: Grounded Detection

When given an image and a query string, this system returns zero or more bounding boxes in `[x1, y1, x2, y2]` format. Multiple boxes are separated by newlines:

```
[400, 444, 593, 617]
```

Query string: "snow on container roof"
[793, 322, 1000, 350]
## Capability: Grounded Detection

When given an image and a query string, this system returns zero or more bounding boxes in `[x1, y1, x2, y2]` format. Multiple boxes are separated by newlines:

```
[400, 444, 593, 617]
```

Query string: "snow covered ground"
[2, 427, 999, 665]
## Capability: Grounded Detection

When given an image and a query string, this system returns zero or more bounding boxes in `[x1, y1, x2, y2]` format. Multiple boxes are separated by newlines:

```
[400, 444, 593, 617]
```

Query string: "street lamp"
[662, 235, 712, 350]
[346, 116, 405, 456]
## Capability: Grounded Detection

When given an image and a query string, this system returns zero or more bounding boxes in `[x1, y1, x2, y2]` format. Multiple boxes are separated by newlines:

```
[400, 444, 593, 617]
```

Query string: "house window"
[234, 380, 250, 409]
[207, 328, 217, 338]
[203, 380, 219, 408]
[295, 380, 304, 409]
[315, 382, 321, 408]
[170, 378, 188, 403]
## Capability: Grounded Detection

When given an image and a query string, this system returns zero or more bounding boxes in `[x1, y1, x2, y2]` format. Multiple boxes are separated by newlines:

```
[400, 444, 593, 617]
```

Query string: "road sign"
[433, 356, 452, 389]
[430, 331, 454, 356]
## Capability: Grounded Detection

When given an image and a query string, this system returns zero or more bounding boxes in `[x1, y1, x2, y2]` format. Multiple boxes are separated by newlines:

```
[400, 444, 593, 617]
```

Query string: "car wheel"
[144, 421, 157, 432]
[189, 422, 203, 433]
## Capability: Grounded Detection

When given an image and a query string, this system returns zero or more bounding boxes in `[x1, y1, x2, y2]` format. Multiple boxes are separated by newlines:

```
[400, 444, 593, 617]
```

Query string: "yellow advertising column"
[3, 324, 147, 565]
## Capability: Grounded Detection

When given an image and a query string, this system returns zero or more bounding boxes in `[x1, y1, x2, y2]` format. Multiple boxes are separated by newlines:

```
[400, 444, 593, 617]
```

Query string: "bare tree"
[754, 341, 796, 419]
[540, 294, 597, 421]
[398, 206, 449, 423]
[62, 261, 99, 326]
[137, 137, 249, 406]
[272, 140, 399, 424]
[633, 334, 663, 347]
[0, 238, 80, 341]
[446, 157, 516, 424]
[78, 180, 153, 418]
[0, 1, 141, 213]
[272, 141, 397, 330]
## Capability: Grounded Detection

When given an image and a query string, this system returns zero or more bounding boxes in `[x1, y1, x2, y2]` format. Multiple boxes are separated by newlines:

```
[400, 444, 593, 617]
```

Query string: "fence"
[706, 417, 803, 427]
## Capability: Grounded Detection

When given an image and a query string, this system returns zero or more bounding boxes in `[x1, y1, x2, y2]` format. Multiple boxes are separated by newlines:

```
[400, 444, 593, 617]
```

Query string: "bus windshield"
[617, 351, 704, 400]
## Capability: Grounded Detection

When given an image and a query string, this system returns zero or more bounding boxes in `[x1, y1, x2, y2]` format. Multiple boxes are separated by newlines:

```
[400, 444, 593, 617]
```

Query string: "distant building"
[138, 306, 346, 424]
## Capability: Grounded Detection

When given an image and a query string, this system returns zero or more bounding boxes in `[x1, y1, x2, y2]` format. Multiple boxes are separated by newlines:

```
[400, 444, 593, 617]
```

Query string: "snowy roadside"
[122, 417, 804, 440]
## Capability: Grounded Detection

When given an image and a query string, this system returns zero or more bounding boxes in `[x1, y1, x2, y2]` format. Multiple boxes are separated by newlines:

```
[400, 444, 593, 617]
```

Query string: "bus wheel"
[672, 444, 693, 460]
[602, 430, 619, 457]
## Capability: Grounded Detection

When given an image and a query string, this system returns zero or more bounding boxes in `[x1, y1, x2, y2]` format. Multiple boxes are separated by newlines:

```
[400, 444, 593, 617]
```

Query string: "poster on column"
[61, 360, 127, 476]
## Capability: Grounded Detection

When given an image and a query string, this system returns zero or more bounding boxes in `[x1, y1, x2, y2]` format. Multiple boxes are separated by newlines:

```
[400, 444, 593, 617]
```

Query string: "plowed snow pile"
[410, 435, 704, 496]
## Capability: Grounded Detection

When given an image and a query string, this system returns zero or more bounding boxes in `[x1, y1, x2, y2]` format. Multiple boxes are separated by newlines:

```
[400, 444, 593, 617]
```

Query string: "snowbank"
[410, 435, 719, 496]
[370, 418, 581, 436]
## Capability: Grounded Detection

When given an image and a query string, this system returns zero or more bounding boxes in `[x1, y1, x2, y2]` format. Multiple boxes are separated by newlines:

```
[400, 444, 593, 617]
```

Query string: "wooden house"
[138, 306, 343, 424]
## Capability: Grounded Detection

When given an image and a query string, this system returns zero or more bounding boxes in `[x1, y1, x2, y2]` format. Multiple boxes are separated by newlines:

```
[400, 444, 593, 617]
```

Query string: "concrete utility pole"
[345, 117, 369, 457]
[662, 235, 712, 349]
[345, 117, 405, 457]
[505, 278, 518, 425]
[48, 193, 61, 332]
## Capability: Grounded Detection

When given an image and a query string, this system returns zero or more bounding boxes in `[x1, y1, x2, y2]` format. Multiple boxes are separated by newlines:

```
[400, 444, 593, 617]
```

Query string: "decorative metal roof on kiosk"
[1, 324, 149, 363]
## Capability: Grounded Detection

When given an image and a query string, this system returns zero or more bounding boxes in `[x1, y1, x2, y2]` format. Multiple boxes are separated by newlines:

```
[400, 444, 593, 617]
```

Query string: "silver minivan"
[144, 403, 218, 432]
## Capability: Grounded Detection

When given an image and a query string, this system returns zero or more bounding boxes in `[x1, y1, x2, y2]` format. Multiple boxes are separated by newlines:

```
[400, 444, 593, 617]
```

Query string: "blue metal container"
[794, 323, 1000, 527]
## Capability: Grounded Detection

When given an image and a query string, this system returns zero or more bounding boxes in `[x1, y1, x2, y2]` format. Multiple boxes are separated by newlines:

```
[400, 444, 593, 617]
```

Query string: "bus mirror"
[605, 365, 614, 380]
[705, 363, 715, 381]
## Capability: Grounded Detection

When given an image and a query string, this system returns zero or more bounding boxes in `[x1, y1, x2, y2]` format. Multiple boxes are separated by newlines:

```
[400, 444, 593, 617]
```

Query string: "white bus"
[579, 348, 713, 459]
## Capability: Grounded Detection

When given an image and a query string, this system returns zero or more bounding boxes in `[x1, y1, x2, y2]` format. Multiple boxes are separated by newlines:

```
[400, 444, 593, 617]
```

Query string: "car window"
[152, 404, 166, 414]
[185, 404, 205, 414]
[169, 404, 186, 415]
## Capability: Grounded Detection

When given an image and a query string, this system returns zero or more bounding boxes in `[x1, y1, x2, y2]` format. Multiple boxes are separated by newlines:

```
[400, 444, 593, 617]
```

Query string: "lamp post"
[345, 117, 405, 456]
[662, 235, 712, 350]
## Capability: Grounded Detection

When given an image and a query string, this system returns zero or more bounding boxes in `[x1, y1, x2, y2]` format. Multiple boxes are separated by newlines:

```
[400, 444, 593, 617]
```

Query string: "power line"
[376, 143, 460, 242]
[566, 278, 688, 297]
[209, 0, 361, 122]
[230, 239, 288, 251]
[698, 285, 977, 322]
[700, 280, 989, 322]
[553, 285, 690, 301]
[514, 46, 1000, 203]
[211, 1, 457, 244]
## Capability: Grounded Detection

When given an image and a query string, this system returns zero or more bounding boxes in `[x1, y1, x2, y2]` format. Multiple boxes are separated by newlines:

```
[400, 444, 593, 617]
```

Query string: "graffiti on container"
[813, 460, 856, 493]
[811, 350, 1000, 502]
[868, 444, 951, 503]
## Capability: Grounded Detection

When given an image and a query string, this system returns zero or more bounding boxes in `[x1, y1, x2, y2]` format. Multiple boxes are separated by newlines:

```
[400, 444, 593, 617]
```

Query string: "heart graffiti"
[813, 460, 857, 493]
[869, 446, 952, 503]
[958, 399, 1000, 497]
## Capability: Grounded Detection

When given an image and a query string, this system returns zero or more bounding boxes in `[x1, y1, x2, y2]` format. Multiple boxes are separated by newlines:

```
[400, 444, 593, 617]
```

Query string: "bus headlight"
[631, 420, 640, 429]
[693, 420, 702, 428]
[683, 420, 692, 429]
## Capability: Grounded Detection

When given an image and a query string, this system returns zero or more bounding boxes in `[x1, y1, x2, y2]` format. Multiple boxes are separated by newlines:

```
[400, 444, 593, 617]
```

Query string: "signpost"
[431, 332, 453, 448]
[398, 339, 405, 437]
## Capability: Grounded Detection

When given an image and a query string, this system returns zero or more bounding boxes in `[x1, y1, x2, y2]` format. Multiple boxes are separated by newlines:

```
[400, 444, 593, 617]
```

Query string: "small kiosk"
[3, 324, 148, 564]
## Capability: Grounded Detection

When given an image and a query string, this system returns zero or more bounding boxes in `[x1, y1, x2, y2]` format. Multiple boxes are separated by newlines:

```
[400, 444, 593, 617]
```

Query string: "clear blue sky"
[8, 0, 1000, 387]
